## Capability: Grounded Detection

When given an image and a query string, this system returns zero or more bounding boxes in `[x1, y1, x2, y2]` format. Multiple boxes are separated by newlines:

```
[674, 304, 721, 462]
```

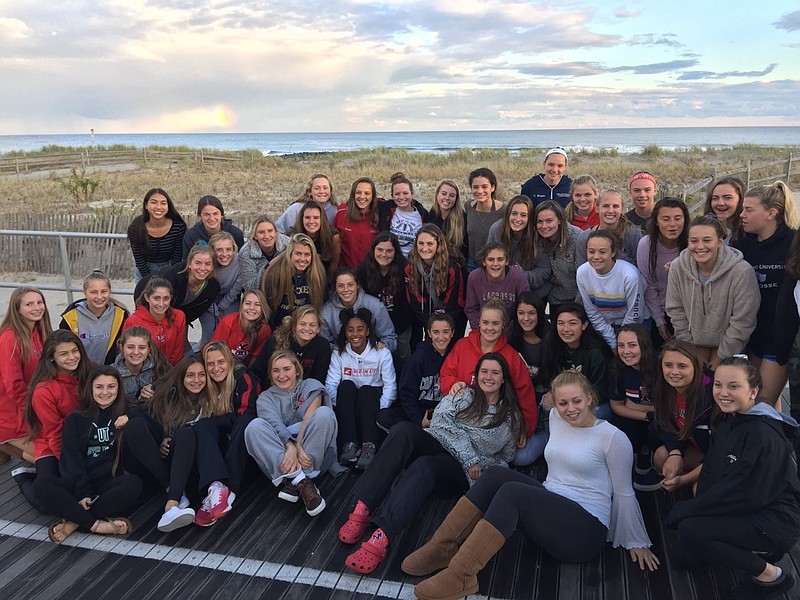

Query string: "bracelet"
[668, 450, 683, 457]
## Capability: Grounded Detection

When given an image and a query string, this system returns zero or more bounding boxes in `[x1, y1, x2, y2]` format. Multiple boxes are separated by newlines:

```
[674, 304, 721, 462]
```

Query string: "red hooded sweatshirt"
[440, 330, 538, 437]
[0, 327, 44, 442]
[123, 305, 187, 366]
[210, 312, 271, 366]
[31, 373, 80, 460]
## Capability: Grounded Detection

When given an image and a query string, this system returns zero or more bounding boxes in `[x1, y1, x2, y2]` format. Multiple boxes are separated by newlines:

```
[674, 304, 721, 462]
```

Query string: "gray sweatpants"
[244, 406, 338, 486]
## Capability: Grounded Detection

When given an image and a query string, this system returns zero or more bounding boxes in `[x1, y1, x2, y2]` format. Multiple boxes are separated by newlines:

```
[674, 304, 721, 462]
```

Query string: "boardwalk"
[1, 455, 799, 600]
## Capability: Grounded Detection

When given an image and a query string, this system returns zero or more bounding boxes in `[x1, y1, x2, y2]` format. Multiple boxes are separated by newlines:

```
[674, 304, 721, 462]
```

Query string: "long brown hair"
[654, 340, 705, 440]
[238, 290, 271, 350]
[261, 234, 327, 314]
[456, 352, 523, 436]
[116, 326, 171, 380]
[703, 177, 745, 241]
[147, 354, 210, 436]
[345, 177, 379, 227]
[499, 195, 538, 267]
[534, 201, 569, 253]
[0, 286, 53, 361]
[645, 198, 689, 277]
[291, 200, 337, 261]
[429, 180, 465, 257]
[202, 342, 236, 416]
[406, 224, 451, 297]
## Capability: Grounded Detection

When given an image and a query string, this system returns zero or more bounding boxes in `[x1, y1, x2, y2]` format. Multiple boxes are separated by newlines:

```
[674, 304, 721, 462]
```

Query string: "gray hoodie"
[319, 288, 398, 352]
[666, 244, 760, 358]
[238, 233, 290, 292]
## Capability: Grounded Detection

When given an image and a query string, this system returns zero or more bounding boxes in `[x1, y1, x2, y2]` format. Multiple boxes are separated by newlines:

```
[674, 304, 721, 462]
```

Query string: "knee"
[653, 446, 669, 473]
[385, 421, 418, 445]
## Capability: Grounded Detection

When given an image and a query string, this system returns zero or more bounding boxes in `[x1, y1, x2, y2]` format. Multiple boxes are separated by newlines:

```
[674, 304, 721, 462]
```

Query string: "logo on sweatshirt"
[727, 454, 738, 463]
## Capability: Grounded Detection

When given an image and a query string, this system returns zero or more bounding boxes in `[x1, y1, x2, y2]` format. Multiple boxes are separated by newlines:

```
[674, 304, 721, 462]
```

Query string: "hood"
[745, 402, 799, 427]
[464, 328, 510, 354]
[241, 233, 290, 259]
[131, 304, 164, 326]
[738, 223, 794, 249]
[674, 243, 745, 284]
[330, 287, 365, 311]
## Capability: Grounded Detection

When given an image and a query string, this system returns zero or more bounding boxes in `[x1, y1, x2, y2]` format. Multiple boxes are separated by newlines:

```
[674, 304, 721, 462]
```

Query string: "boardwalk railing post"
[58, 235, 74, 304]
[788, 152, 793, 181]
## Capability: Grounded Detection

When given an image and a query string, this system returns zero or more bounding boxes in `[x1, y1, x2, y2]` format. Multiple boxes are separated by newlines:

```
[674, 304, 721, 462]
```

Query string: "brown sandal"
[48, 519, 77, 544]
[108, 517, 133, 536]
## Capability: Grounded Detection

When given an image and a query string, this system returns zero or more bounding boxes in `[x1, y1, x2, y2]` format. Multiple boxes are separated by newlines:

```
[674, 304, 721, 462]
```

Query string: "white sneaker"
[158, 506, 195, 532]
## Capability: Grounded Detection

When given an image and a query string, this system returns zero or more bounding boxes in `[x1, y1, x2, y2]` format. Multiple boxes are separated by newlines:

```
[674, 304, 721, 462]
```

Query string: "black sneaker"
[278, 481, 300, 503]
[635, 452, 652, 475]
[633, 468, 663, 492]
[297, 479, 325, 517]
[340, 442, 359, 465]
[356, 442, 376, 471]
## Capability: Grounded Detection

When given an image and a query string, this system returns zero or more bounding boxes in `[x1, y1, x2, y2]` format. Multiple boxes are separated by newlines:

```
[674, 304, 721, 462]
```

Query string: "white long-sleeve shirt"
[325, 343, 397, 409]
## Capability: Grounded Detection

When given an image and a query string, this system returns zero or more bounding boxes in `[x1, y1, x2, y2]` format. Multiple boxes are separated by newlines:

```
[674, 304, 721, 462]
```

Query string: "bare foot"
[91, 519, 132, 535]
[49, 520, 79, 543]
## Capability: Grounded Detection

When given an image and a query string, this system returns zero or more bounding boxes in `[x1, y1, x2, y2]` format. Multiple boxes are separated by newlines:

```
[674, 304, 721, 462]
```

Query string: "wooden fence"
[0, 148, 247, 175]
[680, 153, 795, 213]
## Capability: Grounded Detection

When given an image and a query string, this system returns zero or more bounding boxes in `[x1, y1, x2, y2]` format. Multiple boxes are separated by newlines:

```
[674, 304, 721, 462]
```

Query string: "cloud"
[774, 10, 800, 32]
[0, 17, 32, 41]
[628, 34, 683, 48]
[515, 62, 607, 77]
[678, 63, 778, 81]
[615, 7, 639, 18]
[609, 59, 699, 74]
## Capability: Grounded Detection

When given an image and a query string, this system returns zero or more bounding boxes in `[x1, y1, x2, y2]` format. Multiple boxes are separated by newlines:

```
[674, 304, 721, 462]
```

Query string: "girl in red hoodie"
[123, 277, 187, 366]
[0, 287, 53, 463]
[24, 330, 93, 487]
[439, 297, 537, 441]
[210, 290, 272, 366]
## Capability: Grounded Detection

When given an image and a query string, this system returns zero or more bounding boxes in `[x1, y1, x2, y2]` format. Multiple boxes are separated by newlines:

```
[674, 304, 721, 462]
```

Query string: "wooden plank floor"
[1, 455, 799, 600]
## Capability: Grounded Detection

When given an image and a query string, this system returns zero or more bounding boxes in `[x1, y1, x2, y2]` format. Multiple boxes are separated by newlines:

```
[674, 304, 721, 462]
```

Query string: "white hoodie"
[325, 343, 397, 408]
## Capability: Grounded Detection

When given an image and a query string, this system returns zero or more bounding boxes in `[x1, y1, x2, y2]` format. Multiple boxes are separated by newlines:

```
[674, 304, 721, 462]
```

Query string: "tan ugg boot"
[413, 520, 506, 600]
[402, 496, 483, 576]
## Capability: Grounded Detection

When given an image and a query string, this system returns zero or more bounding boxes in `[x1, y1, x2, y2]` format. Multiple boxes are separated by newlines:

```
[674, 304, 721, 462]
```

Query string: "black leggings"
[122, 414, 196, 503]
[468, 466, 607, 563]
[193, 412, 254, 493]
[354, 421, 468, 539]
[335, 380, 382, 446]
[676, 513, 800, 576]
[34, 473, 142, 530]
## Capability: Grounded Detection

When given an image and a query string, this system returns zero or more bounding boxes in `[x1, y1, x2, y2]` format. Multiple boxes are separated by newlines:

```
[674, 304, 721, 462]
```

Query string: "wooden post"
[143, 149, 148, 168]
[746, 160, 751, 188]
[707, 167, 717, 195]
[787, 153, 793, 181]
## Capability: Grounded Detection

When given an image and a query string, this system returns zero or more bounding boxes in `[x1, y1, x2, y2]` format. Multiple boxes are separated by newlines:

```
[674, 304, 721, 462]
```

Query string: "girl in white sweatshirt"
[326, 308, 396, 470]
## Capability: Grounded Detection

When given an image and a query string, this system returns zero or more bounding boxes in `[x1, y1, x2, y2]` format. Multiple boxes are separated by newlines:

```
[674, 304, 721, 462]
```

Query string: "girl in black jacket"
[668, 356, 800, 598]
[41, 366, 142, 543]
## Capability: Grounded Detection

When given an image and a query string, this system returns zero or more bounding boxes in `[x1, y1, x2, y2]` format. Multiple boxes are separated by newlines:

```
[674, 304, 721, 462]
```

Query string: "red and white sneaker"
[194, 482, 235, 526]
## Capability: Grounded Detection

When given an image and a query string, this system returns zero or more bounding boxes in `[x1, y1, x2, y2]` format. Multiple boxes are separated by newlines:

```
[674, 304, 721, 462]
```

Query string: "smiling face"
[295, 311, 320, 344]
[516, 302, 538, 333]
[629, 178, 656, 213]
[662, 350, 694, 394]
[200, 205, 222, 233]
[471, 177, 495, 206]
[354, 182, 373, 211]
[254, 221, 277, 253]
[302, 207, 323, 234]
[18, 291, 46, 326]
[183, 362, 207, 395]
[536, 209, 560, 240]
[656, 207, 685, 242]
[213, 239, 235, 267]
[508, 202, 529, 233]
[436, 184, 458, 214]
[616, 331, 641, 368]
[688, 224, 723, 272]
[335, 273, 359, 307]
[416, 232, 438, 263]
[740, 195, 775, 237]
[346, 317, 369, 353]
[710, 183, 740, 223]
[145, 286, 171, 320]
[483, 249, 508, 282]
[373, 240, 395, 270]
[571, 183, 597, 215]
[392, 182, 413, 210]
[586, 236, 615, 275]
[188, 252, 214, 282]
[240, 292, 263, 322]
[477, 359, 504, 399]
[84, 279, 110, 315]
[122, 336, 149, 369]
[542, 154, 567, 186]
[479, 308, 504, 346]
[205, 349, 230, 383]
[54, 342, 81, 374]
[290, 243, 313, 271]
[271, 357, 299, 390]
[92, 375, 119, 409]
[556, 311, 587, 349]
[553, 382, 594, 427]
[146, 193, 169, 221]
[598, 193, 623, 228]
[428, 318, 454, 354]
[310, 177, 331, 204]
[713, 364, 758, 414]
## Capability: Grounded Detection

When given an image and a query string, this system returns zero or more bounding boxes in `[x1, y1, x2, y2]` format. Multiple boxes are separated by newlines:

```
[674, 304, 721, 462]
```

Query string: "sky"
[1, 1, 799, 134]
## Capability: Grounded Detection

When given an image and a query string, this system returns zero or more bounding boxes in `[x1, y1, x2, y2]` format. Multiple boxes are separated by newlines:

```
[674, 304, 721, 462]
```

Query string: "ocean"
[0, 126, 798, 156]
